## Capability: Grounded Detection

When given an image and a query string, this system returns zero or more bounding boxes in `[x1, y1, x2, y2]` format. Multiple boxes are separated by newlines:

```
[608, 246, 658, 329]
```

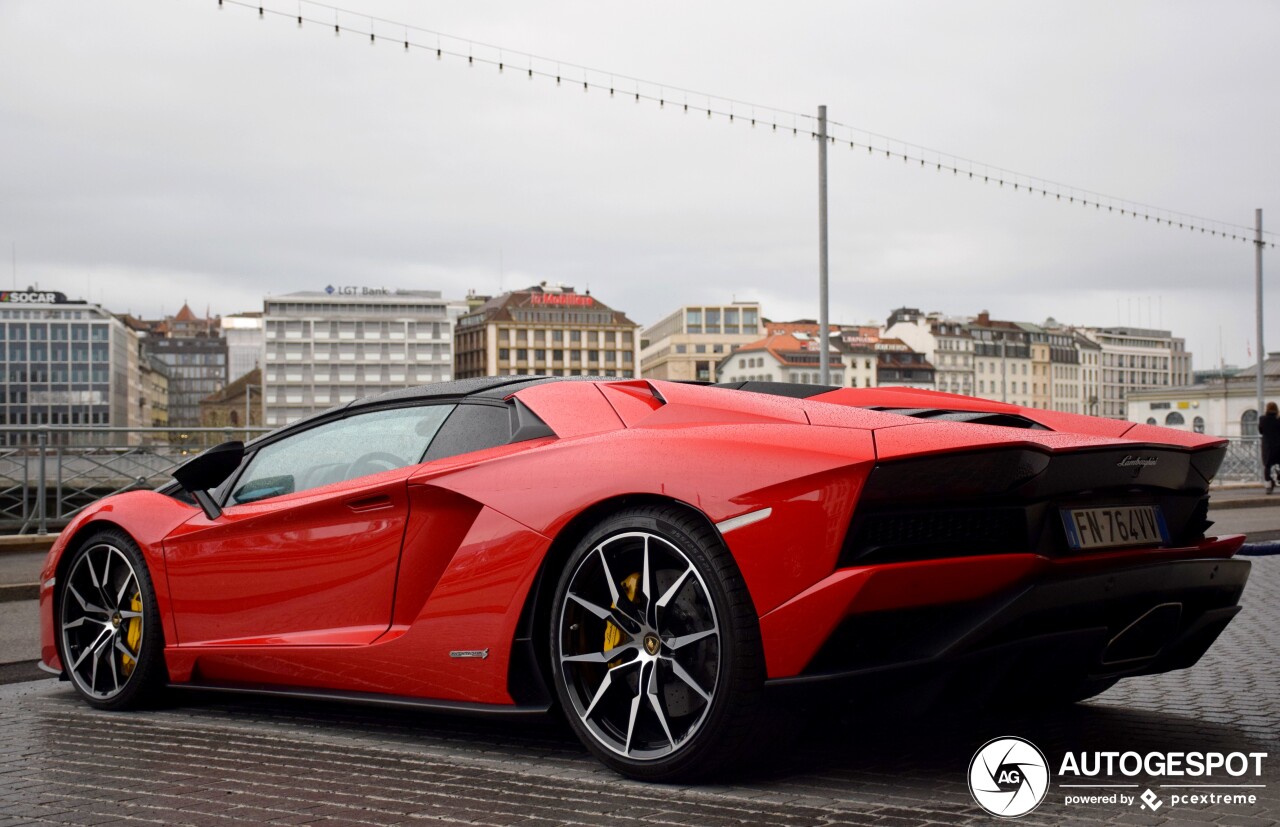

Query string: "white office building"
[263, 289, 467, 427]
[1081, 327, 1193, 420]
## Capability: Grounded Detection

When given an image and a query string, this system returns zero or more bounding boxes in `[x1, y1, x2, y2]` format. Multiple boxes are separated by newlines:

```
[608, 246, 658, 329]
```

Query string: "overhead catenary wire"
[217, 0, 1276, 249]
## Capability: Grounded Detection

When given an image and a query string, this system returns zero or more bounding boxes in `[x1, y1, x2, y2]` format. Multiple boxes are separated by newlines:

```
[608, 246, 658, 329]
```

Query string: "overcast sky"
[2, 1, 1277, 367]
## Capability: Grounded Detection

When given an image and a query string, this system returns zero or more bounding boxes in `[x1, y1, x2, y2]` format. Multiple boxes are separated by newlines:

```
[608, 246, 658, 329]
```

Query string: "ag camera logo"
[969, 736, 1050, 818]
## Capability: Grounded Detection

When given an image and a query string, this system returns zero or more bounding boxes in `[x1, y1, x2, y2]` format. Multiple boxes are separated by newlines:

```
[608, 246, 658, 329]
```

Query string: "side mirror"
[172, 440, 244, 520]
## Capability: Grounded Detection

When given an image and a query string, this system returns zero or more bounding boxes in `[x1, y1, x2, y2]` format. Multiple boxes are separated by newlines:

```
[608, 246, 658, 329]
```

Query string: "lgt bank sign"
[324, 285, 389, 296]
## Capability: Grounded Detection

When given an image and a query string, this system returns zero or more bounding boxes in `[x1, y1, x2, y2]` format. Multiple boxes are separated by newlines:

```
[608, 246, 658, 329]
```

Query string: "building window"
[1242, 409, 1258, 434]
[1164, 411, 1185, 427]
[1193, 416, 1205, 434]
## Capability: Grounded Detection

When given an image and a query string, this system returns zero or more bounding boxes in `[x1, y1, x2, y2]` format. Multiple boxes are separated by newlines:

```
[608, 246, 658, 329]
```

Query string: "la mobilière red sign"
[530, 293, 594, 307]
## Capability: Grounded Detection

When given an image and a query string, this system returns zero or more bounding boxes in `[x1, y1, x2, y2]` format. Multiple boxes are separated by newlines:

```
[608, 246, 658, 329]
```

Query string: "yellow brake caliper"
[602, 572, 641, 662]
[121, 592, 142, 676]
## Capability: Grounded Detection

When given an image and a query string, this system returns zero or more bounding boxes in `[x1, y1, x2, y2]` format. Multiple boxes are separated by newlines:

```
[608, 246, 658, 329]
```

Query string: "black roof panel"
[712, 380, 838, 399]
[471, 375, 625, 399]
[353, 376, 548, 408]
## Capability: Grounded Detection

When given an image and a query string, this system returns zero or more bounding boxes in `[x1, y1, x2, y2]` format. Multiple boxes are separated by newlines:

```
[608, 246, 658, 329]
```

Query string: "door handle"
[345, 494, 393, 512]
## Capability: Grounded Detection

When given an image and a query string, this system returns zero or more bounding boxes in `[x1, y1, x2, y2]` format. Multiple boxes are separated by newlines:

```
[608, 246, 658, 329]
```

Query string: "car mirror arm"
[191, 490, 222, 521]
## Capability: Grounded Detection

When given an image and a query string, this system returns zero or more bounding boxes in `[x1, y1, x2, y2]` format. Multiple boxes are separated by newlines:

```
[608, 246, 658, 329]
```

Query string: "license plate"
[1060, 505, 1169, 551]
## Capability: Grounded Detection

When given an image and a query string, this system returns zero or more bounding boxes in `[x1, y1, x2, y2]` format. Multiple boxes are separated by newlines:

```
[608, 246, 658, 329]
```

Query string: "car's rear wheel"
[550, 505, 765, 781]
[58, 530, 165, 710]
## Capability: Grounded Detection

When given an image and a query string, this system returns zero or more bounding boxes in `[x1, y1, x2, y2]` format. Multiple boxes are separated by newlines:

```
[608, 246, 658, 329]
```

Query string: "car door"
[162, 403, 454, 647]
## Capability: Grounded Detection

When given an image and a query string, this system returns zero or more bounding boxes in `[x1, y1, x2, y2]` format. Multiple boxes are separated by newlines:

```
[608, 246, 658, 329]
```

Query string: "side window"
[422, 403, 513, 462]
[230, 405, 454, 504]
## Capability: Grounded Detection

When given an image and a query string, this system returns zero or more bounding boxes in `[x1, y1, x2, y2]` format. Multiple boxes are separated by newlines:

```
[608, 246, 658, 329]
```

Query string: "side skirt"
[168, 681, 551, 718]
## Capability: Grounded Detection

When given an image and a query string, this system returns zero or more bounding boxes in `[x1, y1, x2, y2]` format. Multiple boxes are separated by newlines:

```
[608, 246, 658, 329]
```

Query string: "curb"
[1208, 497, 1280, 511]
[0, 535, 58, 555]
[0, 584, 38, 602]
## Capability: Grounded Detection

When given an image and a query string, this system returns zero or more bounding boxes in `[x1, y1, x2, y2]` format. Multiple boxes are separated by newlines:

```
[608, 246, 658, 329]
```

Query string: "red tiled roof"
[733, 333, 845, 368]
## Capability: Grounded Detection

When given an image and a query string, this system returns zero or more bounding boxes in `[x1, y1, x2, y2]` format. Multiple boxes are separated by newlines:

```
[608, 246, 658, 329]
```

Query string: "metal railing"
[0, 426, 270, 534]
[0, 427, 1265, 536]
[1219, 436, 1264, 483]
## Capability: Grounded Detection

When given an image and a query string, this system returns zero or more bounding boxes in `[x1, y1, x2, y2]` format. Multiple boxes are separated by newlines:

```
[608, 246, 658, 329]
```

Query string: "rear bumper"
[761, 536, 1250, 695]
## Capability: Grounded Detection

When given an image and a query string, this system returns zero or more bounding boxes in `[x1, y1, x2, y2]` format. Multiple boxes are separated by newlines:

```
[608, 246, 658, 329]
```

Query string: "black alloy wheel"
[58, 530, 166, 710]
[550, 505, 766, 781]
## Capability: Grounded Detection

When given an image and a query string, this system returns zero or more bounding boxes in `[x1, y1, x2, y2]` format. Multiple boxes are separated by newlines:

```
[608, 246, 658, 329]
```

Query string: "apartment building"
[454, 284, 639, 379]
[1080, 327, 1193, 419]
[883, 308, 973, 396]
[641, 302, 764, 382]
[263, 288, 466, 426]
[715, 332, 848, 386]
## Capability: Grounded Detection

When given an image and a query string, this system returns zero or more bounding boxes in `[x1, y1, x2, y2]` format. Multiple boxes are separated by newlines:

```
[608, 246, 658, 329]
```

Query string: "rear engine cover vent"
[867, 407, 1049, 430]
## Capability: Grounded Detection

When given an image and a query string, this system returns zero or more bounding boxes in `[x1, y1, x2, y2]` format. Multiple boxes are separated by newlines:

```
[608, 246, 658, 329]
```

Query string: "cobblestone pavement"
[1, 558, 1276, 827]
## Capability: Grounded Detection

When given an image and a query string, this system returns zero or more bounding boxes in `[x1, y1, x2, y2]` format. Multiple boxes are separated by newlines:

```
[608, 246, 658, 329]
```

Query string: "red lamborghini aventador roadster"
[38, 377, 1250, 780]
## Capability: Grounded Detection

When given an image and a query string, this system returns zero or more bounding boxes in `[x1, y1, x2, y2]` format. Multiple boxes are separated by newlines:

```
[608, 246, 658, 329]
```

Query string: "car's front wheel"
[58, 530, 166, 710]
[550, 505, 765, 781]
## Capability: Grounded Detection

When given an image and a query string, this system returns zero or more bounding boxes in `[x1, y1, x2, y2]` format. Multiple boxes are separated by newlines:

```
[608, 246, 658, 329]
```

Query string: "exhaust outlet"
[1102, 602, 1182, 665]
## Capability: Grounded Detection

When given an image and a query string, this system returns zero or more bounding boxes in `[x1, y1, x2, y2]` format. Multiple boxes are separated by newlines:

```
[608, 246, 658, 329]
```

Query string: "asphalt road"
[1211, 505, 1280, 541]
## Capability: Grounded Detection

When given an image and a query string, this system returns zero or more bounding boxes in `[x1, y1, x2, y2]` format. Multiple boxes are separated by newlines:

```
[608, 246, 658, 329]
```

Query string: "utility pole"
[817, 105, 830, 385]
[1256, 208, 1265, 441]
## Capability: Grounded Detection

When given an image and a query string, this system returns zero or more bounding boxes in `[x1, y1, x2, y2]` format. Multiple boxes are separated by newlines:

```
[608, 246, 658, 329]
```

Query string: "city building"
[222, 312, 264, 383]
[967, 311, 1034, 407]
[640, 302, 763, 382]
[875, 338, 936, 389]
[139, 355, 170, 428]
[1080, 327, 1193, 419]
[143, 302, 227, 429]
[263, 288, 466, 426]
[1126, 353, 1280, 438]
[454, 284, 639, 380]
[200, 368, 262, 429]
[0, 289, 139, 441]
[1075, 333, 1102, 416]
[883, 308, 973, 395]
[838, 333, 879, 389]
[715, 332, 848, 386]
[1032, 319, 1083, 413]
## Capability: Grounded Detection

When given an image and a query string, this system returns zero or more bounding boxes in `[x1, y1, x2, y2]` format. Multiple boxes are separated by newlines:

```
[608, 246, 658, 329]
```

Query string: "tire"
[57, 529, 167, 710]
[549, 504, 765, 781]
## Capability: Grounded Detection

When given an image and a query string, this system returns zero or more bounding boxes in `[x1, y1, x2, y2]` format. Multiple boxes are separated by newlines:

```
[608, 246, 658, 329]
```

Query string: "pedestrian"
[1259, 401, 1280, 493]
